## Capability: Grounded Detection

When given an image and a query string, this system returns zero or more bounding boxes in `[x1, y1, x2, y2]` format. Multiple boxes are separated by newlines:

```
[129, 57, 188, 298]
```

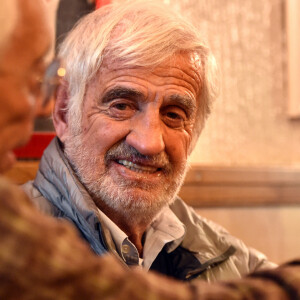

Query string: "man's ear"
[53, 79, 69, 143]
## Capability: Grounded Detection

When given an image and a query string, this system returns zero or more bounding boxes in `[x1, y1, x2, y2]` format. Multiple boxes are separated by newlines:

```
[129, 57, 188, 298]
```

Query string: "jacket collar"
[34, 137, 107, 255]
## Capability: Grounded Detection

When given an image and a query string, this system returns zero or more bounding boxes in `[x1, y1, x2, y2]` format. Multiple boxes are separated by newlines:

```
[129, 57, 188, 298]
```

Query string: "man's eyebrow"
[101, 86, 144, 104]
[169, 94, 197, 114]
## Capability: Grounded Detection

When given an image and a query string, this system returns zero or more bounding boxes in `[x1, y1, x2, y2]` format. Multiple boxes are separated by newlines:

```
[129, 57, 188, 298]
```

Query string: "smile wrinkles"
[117, 159, 159, 173]
[106, 142, 170, 174]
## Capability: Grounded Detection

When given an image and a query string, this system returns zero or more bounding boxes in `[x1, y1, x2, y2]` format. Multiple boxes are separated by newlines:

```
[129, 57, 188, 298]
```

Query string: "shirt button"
[122, 244, 130, 254]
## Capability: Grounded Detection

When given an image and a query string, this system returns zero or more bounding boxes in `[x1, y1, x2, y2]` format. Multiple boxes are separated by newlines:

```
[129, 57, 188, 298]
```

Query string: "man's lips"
[116, 159, 162, 174]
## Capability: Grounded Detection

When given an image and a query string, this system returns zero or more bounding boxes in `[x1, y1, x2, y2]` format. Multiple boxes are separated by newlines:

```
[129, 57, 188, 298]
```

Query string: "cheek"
[81, 118, 131, 153]
[0, 80, 35, 123]
[164, 129, 191, 164]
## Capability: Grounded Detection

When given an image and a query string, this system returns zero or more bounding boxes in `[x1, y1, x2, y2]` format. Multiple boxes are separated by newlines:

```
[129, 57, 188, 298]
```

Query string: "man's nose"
[126, 110, 165, 156]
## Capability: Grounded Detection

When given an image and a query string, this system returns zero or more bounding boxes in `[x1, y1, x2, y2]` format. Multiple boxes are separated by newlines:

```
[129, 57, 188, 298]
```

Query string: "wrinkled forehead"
[100, 51, 203, 95]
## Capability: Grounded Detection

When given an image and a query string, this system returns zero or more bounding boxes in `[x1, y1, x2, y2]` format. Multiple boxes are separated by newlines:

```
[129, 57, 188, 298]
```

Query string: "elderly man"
[23, 0, 275, 281]
[1, 0, 300, 299]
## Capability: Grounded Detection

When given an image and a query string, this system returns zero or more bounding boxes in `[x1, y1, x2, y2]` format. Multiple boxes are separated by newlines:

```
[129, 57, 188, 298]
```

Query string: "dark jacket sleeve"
[191, 261, 300, 300]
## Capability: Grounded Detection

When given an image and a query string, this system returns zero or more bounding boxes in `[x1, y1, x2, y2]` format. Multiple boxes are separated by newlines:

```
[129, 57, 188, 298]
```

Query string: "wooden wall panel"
[181, 166, 300, 207]
[4, 162, 300, 207]
[4, 161, 39, 185]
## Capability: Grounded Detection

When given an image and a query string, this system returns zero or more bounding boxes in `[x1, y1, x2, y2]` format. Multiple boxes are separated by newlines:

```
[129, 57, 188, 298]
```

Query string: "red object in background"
[95, 0, 111, 9]
[14, 133, 56, 159]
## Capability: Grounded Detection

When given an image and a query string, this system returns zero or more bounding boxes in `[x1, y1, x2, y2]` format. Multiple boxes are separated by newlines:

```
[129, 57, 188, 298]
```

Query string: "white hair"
[0, 0, 17, 55]
[59, 0, 219, 147]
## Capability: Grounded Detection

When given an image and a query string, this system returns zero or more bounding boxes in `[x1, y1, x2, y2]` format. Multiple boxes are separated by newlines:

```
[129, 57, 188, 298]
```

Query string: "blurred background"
[157, 0, 300, 167]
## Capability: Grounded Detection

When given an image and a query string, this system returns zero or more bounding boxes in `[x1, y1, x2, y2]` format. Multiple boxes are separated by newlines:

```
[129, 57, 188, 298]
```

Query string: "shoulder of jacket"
[170, 197, 274, 269]
[22, 180, 59, 216]
[22, 180, 41, 198]
[170, 197, 230, 235]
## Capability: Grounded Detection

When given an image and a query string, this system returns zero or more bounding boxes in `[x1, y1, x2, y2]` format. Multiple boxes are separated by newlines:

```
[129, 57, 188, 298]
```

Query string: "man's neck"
[94, 199, 150, 256]
[117, 222, 146, 257]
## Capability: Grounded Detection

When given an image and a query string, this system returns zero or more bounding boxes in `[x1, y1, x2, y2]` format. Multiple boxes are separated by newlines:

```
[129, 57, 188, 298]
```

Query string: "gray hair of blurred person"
[0, 0, 17, 56]
[58, 0, 219, 150]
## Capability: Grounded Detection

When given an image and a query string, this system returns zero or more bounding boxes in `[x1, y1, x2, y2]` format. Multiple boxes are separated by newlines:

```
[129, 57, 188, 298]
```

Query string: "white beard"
[64, 132, 188, 225]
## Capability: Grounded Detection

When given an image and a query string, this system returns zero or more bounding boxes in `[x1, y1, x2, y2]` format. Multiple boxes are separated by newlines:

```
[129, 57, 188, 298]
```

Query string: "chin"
[102, 185, 174, 214]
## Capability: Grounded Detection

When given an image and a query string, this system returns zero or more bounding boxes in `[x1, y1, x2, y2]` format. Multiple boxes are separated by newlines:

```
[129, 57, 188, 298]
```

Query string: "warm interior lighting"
[57, 67, 66, 77]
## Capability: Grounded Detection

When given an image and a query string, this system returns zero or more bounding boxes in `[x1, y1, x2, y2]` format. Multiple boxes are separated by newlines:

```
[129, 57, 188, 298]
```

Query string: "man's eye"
[28, 76, 43, 98]
[163, 108, 187, 128]
[114, 103, 130, 110]
[166, 112, 182, 120]
[109, 101, 136, 119]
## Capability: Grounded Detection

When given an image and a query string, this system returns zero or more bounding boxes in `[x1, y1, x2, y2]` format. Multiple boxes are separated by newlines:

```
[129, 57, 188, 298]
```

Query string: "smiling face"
[0, 0, 51, 173]
[59, 52, 202, 224]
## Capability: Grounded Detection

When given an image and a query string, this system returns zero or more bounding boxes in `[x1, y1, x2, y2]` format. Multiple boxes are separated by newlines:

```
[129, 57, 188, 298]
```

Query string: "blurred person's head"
[0, 0, 60, 173]
[54, 0, 219, 226]
[0, 0, 17, 54]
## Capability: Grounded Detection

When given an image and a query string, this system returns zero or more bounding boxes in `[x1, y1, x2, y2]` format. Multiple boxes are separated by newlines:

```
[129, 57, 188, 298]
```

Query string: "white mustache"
[105, 142, 171, 171]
